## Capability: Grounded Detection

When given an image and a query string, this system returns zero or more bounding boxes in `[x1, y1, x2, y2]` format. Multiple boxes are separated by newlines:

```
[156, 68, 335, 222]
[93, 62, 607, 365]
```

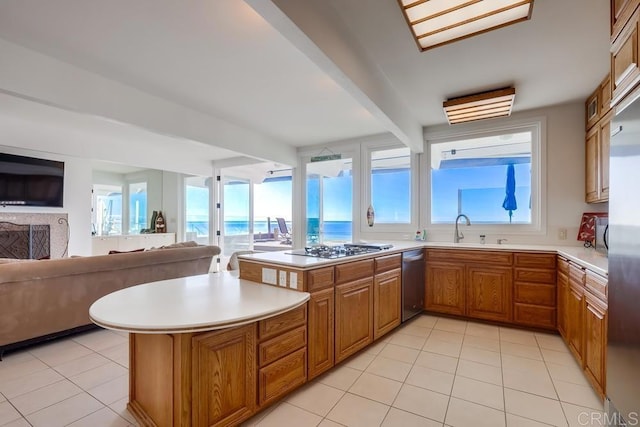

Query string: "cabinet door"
[192, 324, 256, 427]
[584, 292, 607, 399]
[308, 288, 334, 380]
[557, 270, 570, 339]
[586, 125, 600, 203]
[599, 115, 611, 201]
[611, 7, 640, 105]
[568, 283, 585, 364]
[466, 265, 513, 322]
[335, 278, 373, 363]
[374, 268, 401, 340]
[425, 262, 465, 316]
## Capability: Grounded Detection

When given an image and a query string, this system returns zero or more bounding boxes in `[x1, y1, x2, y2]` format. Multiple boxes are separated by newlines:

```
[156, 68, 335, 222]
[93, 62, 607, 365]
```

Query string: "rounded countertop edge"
[90, 295, 310, 334]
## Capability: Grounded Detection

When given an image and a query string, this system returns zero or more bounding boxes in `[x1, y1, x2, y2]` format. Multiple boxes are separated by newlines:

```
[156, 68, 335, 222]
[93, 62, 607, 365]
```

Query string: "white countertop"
[89, 272, 310, 334]
[240, 241, 608, 276]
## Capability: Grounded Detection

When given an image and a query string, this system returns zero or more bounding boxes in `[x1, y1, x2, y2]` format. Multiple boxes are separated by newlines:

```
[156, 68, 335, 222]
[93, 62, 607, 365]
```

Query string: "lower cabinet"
[307, 287, 335, 380]
[557, 258, 570, 339]
[373, 268, 401, 340]
[466, 265, 512, 322]
[567, 264, 586, 362]
[425, 262, 465, 315]
[584, 290, 607, 399]
[192, 325, 257, 427]
[256, 306, 307, 408]
[335, 277, 374, 363]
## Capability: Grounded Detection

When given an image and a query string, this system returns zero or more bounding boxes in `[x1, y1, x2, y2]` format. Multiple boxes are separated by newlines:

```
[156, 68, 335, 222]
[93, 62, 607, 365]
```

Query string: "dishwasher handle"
[403, 254, 424, 263]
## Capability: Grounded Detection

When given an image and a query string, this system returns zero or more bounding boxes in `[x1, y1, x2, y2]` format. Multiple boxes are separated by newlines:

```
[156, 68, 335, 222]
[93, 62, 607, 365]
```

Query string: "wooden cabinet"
[612, 0, 640, 40]
[585, 75, 612, 204]
[335, 277, 373, 363]
[466, 266, 512, 322]
[425, 249, 523, 322]
[257, 306, 307, 408]
[192, 325, 257, 427]
[513, 253, 557, 330]
[557, 257, 570, 339]
[584, 290, 608, 399]
[611, 6, 640, 105]
[586, 125, 600, 203]
[567, 264, 586, 364]
[425, 262, 465, 316]
[373, 268, 401, 340]
[307, 287, 334, 380]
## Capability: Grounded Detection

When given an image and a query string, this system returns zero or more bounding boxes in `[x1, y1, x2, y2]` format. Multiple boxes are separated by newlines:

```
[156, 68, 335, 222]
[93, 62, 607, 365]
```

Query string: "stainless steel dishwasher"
[402, 249, 425, 322]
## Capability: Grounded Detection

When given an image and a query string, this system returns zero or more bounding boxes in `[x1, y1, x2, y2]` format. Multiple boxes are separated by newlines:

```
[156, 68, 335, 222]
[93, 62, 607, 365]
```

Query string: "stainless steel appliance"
[595, 216, 609, 255]
[606, 90, 640, 426]
[287, 243, 393, 259]
[401, 249, 425, 322]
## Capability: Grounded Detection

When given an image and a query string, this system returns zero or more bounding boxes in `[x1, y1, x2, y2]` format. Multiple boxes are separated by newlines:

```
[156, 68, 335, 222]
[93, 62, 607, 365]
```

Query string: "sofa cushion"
[108, 248, 145, 255]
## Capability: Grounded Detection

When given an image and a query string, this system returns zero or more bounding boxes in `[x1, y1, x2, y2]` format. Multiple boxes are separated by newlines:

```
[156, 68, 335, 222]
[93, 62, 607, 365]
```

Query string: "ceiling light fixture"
[398, 0, 534, 51]
[443, 87, 516, 124]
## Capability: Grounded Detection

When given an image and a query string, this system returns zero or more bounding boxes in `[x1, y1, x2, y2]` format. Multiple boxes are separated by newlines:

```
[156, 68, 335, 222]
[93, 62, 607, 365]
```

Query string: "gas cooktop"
[287, 243, 393, 259]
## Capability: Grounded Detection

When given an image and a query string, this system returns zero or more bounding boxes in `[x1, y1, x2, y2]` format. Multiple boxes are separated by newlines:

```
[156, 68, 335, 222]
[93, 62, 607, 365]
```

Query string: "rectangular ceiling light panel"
[443, 88, 515, 124]
[399, 0, 533, 51]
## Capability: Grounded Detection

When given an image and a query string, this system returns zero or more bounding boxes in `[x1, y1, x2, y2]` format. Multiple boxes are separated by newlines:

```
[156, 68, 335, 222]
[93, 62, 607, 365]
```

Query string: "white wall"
[0, 145, 92, 255]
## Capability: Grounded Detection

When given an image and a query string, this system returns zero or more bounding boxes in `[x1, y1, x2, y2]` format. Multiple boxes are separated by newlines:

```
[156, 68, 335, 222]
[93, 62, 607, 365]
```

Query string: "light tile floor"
[0, 315, 605, 427]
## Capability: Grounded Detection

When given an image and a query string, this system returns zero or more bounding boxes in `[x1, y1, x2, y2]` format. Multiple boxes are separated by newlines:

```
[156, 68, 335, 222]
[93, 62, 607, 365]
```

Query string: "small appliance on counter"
[595, 216, 608, 255]
[576, 212, 608, 248]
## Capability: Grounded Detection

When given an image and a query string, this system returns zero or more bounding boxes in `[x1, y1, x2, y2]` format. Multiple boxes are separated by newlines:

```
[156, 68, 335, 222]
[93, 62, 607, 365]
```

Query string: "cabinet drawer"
[586, 270, 608, 302]
[514, 252, 557, 269]
[259, 325, 306, 367]
[514, 268, 556, 284]
[335, 259, 374, 284]
[426, 249, 512, 266]
[569, 263, 586, 286]
[515, 283, 556, 306]
[258, 348, 306, 407]
[514, 303, 557, 329]
[557, 257, 569, 274]
[259, 305, 307, 340]
[307, 267, 335, 292]
[375, 253, 402, 273]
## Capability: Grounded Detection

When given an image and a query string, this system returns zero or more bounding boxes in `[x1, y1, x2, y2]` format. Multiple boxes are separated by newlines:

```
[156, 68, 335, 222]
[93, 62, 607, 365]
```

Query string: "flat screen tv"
[0, 153, 64, 207]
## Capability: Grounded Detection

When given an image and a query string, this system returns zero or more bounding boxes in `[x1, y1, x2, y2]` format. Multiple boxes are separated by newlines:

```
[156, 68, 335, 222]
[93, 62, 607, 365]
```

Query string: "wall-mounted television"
[0, 153, 64, 207]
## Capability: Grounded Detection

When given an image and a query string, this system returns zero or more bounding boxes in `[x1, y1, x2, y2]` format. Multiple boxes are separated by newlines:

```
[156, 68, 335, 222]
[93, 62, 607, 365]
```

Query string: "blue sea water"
[186, 220, 352, 242]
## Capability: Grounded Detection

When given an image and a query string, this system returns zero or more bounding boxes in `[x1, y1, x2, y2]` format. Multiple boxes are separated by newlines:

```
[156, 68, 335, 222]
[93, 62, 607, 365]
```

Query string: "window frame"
[361, 138, 420, 233]
[423, 117, 546, 235]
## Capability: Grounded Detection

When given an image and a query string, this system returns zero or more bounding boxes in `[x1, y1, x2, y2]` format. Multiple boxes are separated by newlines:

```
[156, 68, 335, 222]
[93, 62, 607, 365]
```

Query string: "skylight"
[398, 0, 534, 51]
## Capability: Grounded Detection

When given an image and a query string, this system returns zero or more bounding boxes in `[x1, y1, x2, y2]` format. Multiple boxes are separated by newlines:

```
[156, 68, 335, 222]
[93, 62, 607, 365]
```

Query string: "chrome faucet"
[454, 214, 471, 243]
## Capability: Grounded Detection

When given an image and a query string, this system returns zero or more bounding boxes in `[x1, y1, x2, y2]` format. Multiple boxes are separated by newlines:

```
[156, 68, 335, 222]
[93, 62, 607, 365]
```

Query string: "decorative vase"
[155, 211, 166, 233]
[366, 205, 375, 227]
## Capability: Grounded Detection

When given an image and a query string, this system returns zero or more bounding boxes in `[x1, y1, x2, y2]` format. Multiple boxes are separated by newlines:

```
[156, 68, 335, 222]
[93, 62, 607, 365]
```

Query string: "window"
[370, 147, 412, 224]
[185, 176, 210, 244]
[427, 122, 543, 231]
[128, 182, 147, 233]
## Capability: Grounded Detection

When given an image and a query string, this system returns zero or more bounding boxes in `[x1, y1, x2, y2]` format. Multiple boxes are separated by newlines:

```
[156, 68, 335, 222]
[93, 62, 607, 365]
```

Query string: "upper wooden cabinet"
[612, 0, 640, 43]
[611, 5, 640, 105]
[585, 74, 612, 203]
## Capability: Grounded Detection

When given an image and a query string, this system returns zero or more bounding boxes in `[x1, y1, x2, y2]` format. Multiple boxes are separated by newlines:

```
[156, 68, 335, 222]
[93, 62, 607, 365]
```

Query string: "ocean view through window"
[429, 129, 534, 225]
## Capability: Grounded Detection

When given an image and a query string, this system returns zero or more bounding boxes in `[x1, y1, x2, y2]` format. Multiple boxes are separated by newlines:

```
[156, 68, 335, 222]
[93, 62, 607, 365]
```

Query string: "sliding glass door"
[222, 176, 251, 257]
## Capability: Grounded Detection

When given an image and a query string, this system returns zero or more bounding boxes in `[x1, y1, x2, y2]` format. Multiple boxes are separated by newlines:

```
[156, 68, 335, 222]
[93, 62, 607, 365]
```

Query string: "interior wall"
[360, 101, 608, 246]
[0, 145, 92, 255]
[161, 171, 183, 238]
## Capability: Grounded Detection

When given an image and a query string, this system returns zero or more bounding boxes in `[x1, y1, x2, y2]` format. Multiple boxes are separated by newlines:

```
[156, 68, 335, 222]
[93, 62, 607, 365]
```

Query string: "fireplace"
[0, 222, 51, 259]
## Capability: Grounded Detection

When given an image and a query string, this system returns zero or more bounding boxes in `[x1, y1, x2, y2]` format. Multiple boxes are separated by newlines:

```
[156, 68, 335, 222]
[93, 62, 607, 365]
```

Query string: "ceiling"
[0, 0, 610, 167]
